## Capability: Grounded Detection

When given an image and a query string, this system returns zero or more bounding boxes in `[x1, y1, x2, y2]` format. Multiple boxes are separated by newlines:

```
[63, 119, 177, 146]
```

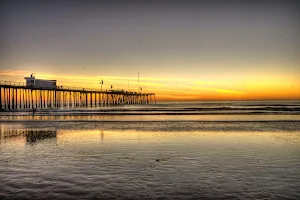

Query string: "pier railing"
[0, 80, 25, 87]
[0, 80, 152, 94]
[0, 80, 156, 110]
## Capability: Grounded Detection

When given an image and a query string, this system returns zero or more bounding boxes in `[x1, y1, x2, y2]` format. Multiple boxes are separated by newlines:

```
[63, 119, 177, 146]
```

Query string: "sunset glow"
[0, 1, 299, 101]
[0, 69, 298, 101]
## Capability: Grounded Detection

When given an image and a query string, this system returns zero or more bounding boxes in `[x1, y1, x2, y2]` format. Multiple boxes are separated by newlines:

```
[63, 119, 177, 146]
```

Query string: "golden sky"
[0, 1, 299, 100]
[0, 69, 299, 101]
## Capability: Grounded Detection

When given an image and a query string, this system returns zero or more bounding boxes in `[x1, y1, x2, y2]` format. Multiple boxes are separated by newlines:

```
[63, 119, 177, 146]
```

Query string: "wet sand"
[0, 120, 300, 199]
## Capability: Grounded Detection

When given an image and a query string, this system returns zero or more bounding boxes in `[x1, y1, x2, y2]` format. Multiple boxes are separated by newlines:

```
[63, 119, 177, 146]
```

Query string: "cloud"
[215, 89, 245, 94]
[0, 70, 29, 76]
[195, 86, 245, 94]
[194, 80, 218, 85]
[145, 88, 203, 95]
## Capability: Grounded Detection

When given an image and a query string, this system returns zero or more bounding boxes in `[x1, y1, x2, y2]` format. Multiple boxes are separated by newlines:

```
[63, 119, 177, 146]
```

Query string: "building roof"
[25, 77, 56, 81]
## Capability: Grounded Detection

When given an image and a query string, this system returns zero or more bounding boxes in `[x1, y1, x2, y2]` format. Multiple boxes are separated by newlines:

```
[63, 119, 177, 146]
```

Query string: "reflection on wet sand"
[0, 123, 300, 199]
[25, 130, 57, 144]
[1, 114, 300, 122]
[0, 129, 57, 144]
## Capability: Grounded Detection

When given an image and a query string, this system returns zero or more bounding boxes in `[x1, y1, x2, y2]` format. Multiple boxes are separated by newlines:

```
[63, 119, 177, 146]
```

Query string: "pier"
[0, 80, 156, 111]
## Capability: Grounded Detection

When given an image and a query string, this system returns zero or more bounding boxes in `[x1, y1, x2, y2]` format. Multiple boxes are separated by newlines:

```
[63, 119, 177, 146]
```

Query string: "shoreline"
[1, 112, 300, 116]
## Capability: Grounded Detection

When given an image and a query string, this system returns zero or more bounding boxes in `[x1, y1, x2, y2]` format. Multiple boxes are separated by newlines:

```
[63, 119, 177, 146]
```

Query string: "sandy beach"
[1, 111, 300, 199]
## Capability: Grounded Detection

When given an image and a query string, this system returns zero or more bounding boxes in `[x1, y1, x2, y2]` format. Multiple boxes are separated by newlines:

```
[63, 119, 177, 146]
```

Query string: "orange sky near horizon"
[0, 70, 298, 101]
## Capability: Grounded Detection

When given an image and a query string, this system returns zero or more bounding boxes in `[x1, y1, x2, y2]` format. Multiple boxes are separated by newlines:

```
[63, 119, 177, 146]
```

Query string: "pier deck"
[0, 81, 156, 110]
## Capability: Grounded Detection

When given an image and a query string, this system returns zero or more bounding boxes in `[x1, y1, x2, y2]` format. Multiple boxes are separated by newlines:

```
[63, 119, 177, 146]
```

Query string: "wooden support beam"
[0, 84, 155, 111]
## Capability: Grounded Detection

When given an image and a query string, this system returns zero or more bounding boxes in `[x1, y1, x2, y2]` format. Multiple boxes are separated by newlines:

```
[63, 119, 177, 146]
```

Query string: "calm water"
[0, 101, 300, 199]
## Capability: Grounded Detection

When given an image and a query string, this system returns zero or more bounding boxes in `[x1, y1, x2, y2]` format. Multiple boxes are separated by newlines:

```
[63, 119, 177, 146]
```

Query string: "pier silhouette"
[0, 80, 156, 111]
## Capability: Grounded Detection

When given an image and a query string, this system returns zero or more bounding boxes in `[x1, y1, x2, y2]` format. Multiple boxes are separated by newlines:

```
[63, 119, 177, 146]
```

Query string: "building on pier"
[25, 74, 56, 89]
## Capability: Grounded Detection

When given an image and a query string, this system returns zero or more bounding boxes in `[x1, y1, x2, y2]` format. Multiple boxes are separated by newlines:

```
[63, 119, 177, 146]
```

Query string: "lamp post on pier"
[100, 79, 103, 106]
[100, 79, 103, 91]
[140, 87, 142, 104]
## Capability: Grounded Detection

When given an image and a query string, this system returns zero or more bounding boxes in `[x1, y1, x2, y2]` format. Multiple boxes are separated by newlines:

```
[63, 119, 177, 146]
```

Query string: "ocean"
[0, 101, 299, 199]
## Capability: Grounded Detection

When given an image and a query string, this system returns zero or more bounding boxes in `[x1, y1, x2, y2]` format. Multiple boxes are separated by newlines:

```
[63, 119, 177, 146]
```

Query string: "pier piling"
[0, 81, 156, 111]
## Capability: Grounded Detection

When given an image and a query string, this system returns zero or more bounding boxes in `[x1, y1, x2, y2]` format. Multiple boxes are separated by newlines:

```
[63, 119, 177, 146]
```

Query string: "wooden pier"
[0, 80, 156, 111]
